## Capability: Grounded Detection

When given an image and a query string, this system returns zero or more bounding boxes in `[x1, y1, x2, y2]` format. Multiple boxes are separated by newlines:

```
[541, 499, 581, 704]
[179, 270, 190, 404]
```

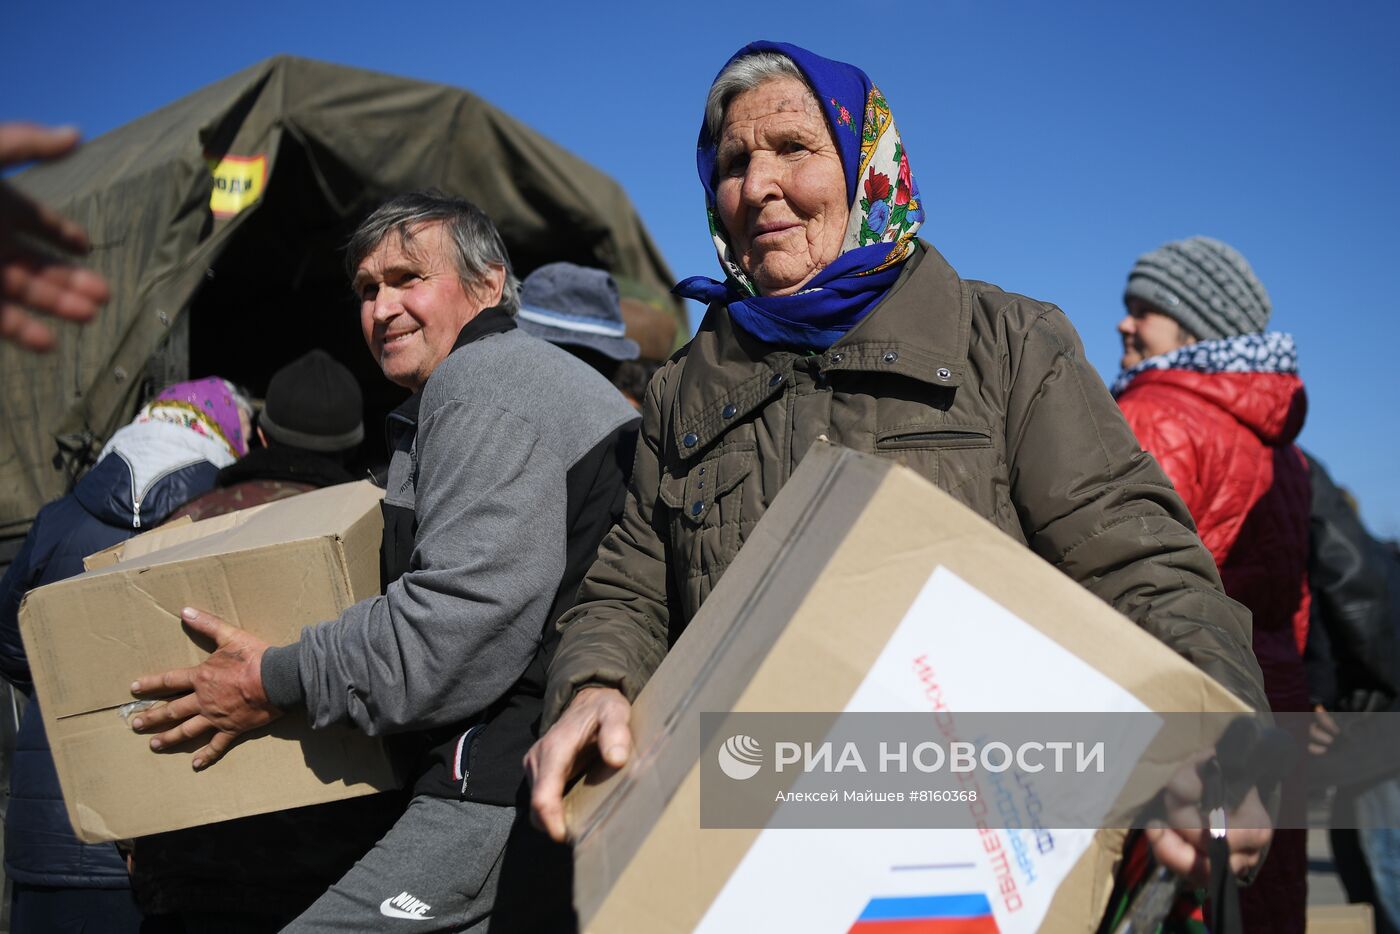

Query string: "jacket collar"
[451, 304, 517, 351]
[672, 241, 971, 460]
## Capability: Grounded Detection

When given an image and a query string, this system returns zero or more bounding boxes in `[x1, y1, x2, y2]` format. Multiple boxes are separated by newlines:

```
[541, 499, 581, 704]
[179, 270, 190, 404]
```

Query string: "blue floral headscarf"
[675, 40, 925, 350]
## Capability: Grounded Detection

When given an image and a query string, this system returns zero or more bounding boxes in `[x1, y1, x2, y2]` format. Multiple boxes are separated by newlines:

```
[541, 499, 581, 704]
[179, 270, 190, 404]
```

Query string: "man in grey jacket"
[131, 191, 640, 930]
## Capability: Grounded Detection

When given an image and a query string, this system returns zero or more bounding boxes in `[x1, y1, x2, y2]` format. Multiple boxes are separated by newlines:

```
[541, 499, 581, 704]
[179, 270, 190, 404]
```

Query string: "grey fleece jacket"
[261, 326, 639, 734]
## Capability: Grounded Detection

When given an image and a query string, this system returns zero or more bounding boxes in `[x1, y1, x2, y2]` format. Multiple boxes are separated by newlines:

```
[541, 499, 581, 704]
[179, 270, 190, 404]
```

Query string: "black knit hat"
[1123, 236, 1271, 340]
[259, 349, 364, 453]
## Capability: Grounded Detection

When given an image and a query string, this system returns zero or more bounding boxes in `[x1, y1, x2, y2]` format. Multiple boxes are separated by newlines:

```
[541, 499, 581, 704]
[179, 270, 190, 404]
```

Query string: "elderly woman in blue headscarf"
[526, 39, 1271, 896]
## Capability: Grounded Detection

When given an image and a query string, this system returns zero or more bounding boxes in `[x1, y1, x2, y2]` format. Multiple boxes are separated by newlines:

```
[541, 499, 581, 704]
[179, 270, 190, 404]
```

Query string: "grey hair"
[704, 52, 811, 144]
[222, 379, 255, 422]
[345, 190, 521, 315]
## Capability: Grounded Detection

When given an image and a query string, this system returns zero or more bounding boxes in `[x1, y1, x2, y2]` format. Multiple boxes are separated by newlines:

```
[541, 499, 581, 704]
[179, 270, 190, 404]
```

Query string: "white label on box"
[697, 567, 1159, 933]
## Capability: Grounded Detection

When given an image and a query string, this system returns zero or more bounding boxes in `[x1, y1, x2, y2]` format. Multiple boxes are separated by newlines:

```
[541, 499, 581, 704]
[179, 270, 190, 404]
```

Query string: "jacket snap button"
[769, 372, 785, 387]
[882, 352, 898, 364]
[936, 367, 952, 380]
[722, 404, 738, 419]
[691, 501, 704, 517]
[831, 352, 844, 364]
[683, 432, 698, 448]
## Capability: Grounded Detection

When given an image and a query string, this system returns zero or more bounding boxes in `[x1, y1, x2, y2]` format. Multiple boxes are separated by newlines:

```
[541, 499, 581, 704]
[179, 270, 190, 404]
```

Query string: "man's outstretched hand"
[0, 122, 110, 352]
[130, 607, 282, 770]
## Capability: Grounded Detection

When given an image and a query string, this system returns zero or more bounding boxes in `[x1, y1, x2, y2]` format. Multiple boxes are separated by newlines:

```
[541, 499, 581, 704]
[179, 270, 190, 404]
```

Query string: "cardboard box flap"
[78, 481, 383, 575]
[85, 515, 192, 572]
[85, 511, 250, 571]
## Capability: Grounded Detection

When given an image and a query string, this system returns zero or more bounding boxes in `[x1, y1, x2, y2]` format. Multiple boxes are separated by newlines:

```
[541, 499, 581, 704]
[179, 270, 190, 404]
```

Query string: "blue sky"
[9, 1, 1399, 535]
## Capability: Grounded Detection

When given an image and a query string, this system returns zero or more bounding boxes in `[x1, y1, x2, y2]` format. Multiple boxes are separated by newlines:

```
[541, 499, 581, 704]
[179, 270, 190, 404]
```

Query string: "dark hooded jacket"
[0, 421, 223, 888]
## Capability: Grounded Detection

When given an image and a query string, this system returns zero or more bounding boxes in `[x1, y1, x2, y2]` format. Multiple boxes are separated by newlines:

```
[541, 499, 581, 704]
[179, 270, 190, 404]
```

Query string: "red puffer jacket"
[1118, 368, 1312, 715]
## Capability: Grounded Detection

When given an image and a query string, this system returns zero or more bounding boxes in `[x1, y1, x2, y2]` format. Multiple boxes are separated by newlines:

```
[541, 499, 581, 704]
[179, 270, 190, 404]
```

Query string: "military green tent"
[0, 55, 680, 544]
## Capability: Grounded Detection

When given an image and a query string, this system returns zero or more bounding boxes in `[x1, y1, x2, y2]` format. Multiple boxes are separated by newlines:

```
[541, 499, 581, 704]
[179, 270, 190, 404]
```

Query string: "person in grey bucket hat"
[517, 262, 641, 362]
[1119, 236, 1271, 365]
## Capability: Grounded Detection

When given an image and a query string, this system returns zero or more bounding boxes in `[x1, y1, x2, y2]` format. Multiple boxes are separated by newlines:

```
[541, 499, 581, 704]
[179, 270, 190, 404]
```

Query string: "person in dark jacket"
[128, 192, 639, 931]
[0, 377, 250, 934]
[1113, 236, 1311, 934]
[132, 350, 407, 934]
[1303, 453, 1400, 934]
[168, 348, 364, 523]
[1303, 454, 1399, 713]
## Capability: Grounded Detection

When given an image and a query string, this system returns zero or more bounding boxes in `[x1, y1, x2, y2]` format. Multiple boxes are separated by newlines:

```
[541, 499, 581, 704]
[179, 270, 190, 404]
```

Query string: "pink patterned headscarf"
[140, 377, 250, 458]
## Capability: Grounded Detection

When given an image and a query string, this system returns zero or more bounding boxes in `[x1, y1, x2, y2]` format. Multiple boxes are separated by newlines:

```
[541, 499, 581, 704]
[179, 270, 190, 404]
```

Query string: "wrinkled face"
[714, 76, 850, 296]
[355, 222, 500, 391]
[1118, 297, 1195, 369]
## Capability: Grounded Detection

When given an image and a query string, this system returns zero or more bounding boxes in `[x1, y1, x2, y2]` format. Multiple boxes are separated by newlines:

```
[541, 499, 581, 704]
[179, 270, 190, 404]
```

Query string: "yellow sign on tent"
[207, 153, 266, 218]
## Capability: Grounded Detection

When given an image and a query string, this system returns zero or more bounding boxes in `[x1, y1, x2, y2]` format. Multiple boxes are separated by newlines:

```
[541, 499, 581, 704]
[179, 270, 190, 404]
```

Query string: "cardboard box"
[1308, 904, 1375, 934]
[565, 443, 1249, 933]
[19, 480, 400, 843]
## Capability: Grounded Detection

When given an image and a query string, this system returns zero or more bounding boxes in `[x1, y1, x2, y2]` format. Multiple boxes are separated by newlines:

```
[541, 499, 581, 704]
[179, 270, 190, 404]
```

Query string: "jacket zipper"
[457, 724, 486, 796]
[876, 429, 993, 453]
[882, 430, 989, 444]
[123, 455, 205, 529]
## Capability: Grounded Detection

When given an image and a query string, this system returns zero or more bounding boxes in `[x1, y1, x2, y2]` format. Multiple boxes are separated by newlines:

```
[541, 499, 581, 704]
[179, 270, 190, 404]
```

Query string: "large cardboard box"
[565, 443, 1249, 933]
[19, 480, 400, 843]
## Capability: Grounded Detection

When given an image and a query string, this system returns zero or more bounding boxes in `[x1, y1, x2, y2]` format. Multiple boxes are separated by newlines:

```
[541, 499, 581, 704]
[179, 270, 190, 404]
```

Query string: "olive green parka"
[544, 243, 1268, 721]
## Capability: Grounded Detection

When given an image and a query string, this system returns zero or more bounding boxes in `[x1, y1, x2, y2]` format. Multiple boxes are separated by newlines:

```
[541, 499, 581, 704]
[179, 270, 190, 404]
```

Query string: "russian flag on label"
[847, 893, 999, 933]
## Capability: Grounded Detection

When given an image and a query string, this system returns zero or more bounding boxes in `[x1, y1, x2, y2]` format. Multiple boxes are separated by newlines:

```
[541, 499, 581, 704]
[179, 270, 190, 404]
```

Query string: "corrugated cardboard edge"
[77, 482, 382, 580]
[570, 444, 1248, 933]
[81, 508, 275, 572]
[338, 493, 387, 601]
